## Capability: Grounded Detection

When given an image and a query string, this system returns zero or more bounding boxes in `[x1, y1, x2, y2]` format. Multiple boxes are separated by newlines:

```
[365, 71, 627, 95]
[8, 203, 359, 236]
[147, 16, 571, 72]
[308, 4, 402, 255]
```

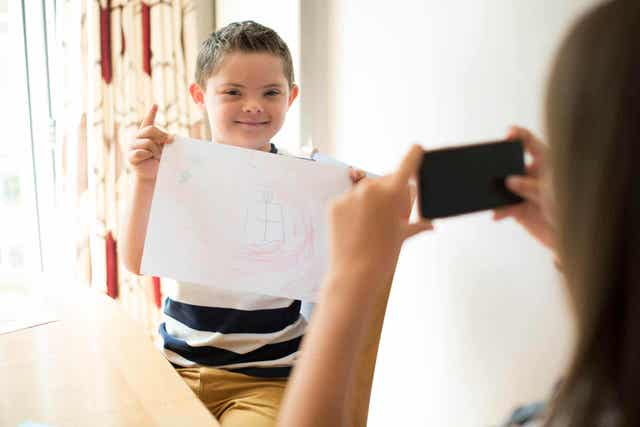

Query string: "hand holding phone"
[493, 126, 556, 251]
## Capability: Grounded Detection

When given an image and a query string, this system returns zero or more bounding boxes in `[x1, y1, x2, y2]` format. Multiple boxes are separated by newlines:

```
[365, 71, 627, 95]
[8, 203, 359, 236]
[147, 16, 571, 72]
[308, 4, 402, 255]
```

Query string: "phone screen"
[418, 140, 525, 219]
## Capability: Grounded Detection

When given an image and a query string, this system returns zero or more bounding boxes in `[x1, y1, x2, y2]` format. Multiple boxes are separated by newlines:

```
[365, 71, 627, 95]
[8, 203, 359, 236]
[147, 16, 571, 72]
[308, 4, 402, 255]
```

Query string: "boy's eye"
[265, 90, 281, 96]
[224, 90, 240, 96]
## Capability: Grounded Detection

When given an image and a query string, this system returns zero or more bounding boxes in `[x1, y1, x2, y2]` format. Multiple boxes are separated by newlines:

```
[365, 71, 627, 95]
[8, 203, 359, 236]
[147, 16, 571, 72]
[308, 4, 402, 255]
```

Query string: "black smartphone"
[418, 140, 525, 219]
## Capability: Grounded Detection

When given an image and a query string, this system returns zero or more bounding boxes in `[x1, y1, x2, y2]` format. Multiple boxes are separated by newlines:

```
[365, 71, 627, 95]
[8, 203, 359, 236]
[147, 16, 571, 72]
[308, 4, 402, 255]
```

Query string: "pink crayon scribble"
[231, 204, 316, 275]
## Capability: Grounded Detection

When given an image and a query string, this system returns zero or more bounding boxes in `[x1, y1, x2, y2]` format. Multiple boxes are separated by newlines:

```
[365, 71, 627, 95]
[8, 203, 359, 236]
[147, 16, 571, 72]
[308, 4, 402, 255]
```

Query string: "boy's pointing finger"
[140, 104, 158, 128]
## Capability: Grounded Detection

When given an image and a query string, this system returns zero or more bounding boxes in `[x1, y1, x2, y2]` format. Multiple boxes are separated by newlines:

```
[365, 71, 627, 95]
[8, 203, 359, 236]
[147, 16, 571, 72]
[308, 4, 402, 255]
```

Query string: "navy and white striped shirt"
[158, 143, 306, 378]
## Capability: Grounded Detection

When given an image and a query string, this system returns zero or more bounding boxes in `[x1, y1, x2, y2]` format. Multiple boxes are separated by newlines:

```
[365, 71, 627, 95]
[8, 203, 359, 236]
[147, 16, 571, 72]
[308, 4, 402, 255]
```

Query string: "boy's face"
[190, 52, 298, 151]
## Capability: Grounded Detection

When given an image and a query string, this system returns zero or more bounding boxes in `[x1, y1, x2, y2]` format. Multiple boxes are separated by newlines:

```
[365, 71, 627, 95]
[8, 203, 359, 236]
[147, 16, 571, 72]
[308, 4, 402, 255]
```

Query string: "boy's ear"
[189, 83, 206, 110]
[287, 84, 299, 109]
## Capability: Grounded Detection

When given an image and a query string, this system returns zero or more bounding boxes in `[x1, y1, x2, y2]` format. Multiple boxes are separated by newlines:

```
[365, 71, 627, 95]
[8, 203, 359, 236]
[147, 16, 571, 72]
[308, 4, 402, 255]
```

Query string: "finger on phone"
[506, 125, 533, 142]
[394, 144, 424, 185]
[506, 175, 541, 203]
[525, 160, 542, 178]
[404, 220, 434, 239]
[523, 137, 546, 163]
[507, 125, 546, 159]
[493, 206, 516, 221]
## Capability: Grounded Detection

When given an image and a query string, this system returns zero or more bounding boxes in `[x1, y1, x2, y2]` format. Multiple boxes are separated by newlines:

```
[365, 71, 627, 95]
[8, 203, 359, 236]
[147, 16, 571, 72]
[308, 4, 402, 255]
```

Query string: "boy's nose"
[242, 100, 264, 114]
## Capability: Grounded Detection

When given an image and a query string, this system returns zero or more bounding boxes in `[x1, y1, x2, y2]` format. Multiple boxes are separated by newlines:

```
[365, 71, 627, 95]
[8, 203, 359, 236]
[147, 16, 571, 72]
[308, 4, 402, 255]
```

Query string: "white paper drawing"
[140, 136, 353, 301]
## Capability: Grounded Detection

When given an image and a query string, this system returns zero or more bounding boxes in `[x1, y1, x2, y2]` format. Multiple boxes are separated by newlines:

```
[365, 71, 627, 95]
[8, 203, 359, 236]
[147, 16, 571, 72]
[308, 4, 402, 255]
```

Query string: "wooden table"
[0, 286, 219, 426]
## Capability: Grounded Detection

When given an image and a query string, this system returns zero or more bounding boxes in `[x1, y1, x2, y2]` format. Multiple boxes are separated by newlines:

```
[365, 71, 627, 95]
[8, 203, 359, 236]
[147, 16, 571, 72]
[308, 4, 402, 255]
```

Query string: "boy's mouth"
[234, 120, 270, 127]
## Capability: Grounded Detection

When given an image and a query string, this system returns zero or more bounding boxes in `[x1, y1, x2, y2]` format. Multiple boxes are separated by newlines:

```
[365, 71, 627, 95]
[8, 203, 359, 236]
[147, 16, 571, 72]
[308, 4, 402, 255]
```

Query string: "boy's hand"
[127, 104, 174, 181]
[493, 126, 556, 251]
[349, 168, 366, 184]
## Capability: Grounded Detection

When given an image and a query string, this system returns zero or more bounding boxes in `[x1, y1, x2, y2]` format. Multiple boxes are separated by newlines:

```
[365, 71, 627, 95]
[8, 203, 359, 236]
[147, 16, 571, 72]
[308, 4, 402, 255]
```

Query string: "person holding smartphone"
[278, 1, 640, 426]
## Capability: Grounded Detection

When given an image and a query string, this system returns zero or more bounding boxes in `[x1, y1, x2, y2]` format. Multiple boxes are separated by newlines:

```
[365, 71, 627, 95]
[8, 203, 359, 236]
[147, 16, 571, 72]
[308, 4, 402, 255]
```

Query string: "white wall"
[302, 0, 602, 425]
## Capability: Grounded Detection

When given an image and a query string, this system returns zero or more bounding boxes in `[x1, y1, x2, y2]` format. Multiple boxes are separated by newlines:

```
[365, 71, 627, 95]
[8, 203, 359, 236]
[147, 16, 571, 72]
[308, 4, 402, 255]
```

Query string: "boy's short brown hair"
[195, 21, 295, 89]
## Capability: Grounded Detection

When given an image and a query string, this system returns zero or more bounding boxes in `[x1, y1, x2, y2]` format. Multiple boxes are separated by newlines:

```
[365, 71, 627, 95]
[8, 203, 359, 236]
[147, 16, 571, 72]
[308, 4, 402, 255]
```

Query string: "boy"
[122, 21, 363, 426]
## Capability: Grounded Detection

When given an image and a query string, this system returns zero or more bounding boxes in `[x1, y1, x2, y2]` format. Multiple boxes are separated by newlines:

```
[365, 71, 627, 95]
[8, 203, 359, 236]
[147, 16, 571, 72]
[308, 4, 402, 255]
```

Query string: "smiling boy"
[121, 21, 361, 426]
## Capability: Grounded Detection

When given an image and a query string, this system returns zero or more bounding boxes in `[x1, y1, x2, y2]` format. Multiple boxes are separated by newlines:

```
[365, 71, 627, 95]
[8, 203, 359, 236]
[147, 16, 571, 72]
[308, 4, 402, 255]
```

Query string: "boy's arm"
[121, 177, 156, 275]
[121, 104, 173, 275]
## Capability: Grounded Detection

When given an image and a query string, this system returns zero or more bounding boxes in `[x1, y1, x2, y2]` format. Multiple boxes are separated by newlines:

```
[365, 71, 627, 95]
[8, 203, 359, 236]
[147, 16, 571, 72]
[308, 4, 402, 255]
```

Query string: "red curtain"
[105, 231, 118, 299]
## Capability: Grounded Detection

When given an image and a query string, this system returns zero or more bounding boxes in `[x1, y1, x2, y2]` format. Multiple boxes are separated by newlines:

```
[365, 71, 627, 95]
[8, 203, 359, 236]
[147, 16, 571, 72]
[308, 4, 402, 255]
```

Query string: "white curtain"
[58, 0, 207, 336]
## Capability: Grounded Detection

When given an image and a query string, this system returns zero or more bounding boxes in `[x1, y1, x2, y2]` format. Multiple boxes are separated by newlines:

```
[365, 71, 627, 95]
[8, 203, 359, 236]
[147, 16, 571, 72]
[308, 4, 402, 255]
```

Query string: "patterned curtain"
[58, 0, 207, 337]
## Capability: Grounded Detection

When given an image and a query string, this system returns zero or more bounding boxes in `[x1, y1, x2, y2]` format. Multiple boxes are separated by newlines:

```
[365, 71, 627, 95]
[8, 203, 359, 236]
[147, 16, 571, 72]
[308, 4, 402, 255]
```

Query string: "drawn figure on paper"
[246, 190, 285, 244]
[233, 182, 315, 275]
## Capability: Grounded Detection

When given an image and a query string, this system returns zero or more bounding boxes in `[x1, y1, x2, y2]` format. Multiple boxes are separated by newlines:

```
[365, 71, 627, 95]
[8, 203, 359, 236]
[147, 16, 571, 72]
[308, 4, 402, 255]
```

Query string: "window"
[1, 0, 57, 295]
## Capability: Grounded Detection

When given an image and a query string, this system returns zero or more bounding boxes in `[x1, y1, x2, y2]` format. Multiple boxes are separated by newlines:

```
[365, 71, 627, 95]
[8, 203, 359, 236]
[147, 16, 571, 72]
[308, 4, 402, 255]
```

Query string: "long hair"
[545, 1, 640, 425]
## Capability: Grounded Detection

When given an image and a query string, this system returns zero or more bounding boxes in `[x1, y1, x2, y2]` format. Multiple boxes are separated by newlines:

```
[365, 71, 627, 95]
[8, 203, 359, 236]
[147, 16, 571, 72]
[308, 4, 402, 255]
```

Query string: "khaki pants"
[177, 367, 288, 427]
